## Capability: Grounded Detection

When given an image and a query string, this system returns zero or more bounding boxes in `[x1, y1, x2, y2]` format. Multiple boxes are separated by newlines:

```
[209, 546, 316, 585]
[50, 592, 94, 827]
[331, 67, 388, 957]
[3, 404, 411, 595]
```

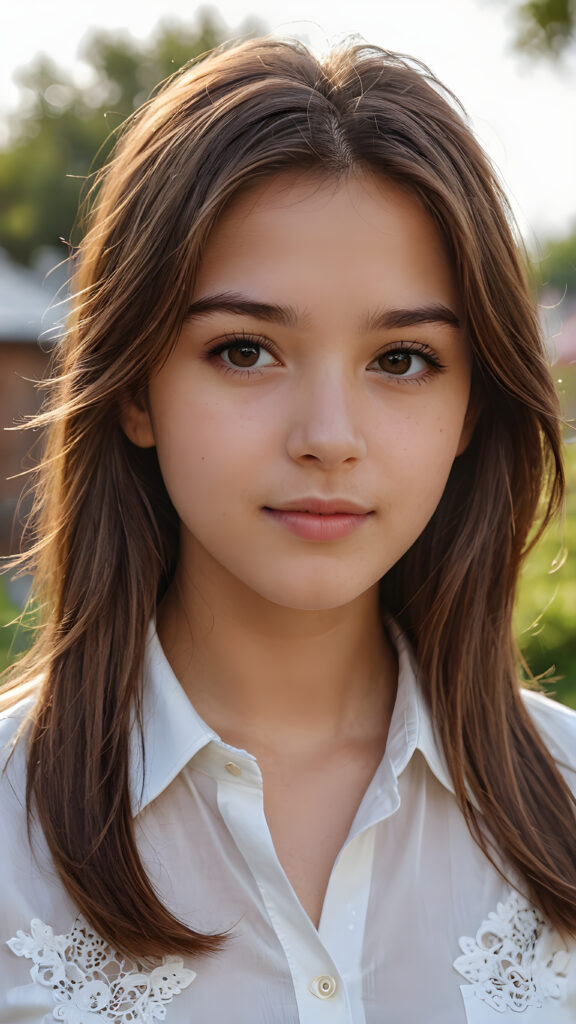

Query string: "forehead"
[193, 170, 458, 318]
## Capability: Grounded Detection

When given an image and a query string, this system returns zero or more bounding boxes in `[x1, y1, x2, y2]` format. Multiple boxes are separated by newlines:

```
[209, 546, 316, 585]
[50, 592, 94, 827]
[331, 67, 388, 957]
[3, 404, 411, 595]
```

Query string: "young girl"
[0, 36, 575, 1024]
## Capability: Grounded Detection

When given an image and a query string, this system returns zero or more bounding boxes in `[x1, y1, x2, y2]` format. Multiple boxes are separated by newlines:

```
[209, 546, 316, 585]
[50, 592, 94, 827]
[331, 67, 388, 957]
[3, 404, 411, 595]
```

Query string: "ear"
[456, 395, 480, 457]
[119, 393, 156, 449]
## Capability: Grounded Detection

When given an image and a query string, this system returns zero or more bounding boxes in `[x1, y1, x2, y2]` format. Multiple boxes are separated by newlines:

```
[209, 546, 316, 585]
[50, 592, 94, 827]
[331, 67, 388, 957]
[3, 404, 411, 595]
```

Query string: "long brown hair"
[2, 37, 574, 958]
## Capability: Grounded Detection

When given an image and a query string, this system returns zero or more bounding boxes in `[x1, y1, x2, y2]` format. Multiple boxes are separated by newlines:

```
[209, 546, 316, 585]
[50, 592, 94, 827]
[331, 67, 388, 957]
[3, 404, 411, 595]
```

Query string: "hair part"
[2, 35, 574, 959]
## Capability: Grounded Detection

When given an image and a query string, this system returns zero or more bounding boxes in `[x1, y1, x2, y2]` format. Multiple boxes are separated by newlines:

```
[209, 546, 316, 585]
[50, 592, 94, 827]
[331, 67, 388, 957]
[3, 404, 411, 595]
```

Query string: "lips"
[262, 501, 374, 541]
[264, 498, 372, 515]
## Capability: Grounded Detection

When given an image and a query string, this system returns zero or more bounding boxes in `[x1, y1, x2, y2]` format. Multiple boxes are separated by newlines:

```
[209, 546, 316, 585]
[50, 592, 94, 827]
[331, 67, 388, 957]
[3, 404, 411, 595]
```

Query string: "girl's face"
[123, 171, 474, 612]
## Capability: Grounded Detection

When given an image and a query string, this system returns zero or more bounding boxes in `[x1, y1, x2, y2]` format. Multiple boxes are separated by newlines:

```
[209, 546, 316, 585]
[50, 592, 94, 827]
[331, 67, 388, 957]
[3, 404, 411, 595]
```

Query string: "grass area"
[0, 576, 30, 675]
[515, 440, 576, 709]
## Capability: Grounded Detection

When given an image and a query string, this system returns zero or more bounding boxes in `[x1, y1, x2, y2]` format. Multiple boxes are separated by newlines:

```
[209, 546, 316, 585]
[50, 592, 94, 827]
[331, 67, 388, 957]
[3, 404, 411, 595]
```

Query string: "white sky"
[1, 0, 575, 248]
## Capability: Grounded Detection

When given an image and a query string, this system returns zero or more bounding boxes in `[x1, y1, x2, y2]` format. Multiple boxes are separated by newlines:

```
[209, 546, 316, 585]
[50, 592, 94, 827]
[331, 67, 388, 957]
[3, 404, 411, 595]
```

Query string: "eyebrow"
[364, 304, 460, 331]
[185, 291, 460, 331]
[186, 293, 299, 328]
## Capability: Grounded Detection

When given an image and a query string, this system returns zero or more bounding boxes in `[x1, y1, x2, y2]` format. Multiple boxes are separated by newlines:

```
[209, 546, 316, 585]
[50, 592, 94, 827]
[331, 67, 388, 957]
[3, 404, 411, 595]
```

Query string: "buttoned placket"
[133, 624, 474, 1022]
[192, 739, 405, 1024]
[318, 758, 402, 1023]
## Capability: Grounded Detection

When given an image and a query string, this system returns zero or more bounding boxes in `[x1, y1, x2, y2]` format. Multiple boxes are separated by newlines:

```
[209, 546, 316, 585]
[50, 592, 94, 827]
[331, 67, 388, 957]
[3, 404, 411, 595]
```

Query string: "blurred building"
[0, 249, 67, 556]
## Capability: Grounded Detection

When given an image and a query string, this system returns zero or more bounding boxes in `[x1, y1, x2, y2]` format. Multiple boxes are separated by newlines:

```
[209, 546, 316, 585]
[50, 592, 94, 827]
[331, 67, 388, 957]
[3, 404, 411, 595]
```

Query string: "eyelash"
[204, 332, 446, 383]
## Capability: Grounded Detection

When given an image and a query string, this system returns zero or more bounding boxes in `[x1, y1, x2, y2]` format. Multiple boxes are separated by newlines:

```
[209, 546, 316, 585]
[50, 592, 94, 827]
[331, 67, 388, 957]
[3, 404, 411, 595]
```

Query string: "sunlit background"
[0, 0, 575, 702]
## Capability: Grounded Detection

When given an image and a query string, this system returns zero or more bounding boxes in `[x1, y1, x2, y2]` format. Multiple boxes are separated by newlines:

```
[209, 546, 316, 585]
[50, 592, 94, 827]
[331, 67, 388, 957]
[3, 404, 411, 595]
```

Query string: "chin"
[254, 573, 377, 613]
[273, 595, 357, 613]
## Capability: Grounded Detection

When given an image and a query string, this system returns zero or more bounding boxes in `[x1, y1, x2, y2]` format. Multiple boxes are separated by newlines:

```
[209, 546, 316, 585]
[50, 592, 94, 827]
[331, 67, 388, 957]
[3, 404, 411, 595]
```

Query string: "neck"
[157, 565, 397, 761]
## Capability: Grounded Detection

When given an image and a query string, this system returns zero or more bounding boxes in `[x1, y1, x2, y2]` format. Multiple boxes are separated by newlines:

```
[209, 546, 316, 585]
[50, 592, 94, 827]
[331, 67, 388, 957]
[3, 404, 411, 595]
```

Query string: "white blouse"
[1, 623, 575, 1024]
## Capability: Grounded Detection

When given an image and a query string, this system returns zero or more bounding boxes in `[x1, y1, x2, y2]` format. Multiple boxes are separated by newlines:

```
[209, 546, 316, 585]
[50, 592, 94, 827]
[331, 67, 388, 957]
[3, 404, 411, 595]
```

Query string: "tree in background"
[510, 0, 576, 57]
[0, 7, 262, 266]
[498, 0, 576, 294]
[536, 232, 576, 294]
[502, 2, 576, 706]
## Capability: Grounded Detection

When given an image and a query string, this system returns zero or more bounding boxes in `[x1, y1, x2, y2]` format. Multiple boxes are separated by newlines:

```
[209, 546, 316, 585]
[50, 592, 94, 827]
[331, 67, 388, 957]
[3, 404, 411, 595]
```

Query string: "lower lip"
[263, 509, 372, 541]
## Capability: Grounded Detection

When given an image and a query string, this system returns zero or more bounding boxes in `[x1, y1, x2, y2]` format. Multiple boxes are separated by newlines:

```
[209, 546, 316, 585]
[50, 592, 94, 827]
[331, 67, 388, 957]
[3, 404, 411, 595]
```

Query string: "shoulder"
[0, 691, 36, 741]
[521, 688, 576, 782]
[0, 693, 78, 1011]
[0, 691, 40, 828]
[0, 692, 36, 775]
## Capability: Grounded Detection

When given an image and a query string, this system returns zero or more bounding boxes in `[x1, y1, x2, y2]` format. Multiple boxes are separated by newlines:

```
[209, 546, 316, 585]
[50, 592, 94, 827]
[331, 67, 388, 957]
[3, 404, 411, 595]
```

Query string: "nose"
[285, 364, 367, 468]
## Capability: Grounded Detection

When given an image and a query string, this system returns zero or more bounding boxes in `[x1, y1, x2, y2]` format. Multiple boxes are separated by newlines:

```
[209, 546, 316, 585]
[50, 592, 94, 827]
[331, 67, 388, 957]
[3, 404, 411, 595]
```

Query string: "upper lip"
[265, 498, 373, 515]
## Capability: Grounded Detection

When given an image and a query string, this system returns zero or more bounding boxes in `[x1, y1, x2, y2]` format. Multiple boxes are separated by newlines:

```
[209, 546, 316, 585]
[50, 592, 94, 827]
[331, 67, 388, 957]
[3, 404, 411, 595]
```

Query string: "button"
[225, 761, 242, 776]
[309, 975, 337, 999]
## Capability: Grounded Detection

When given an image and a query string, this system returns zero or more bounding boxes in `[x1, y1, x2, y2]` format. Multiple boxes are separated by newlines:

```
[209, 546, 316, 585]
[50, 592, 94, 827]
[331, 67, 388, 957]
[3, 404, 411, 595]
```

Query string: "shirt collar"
[383, 617, 455, 795]
[129, 623, 217, 814]
[130, 619, 455, 815]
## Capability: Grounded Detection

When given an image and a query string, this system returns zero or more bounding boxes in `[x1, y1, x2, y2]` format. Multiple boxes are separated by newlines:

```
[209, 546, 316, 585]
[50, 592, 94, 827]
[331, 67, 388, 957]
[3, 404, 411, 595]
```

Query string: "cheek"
[151, 397, 254, 522]
[379, 409, 466, 515]
[382, 403, 467, 464]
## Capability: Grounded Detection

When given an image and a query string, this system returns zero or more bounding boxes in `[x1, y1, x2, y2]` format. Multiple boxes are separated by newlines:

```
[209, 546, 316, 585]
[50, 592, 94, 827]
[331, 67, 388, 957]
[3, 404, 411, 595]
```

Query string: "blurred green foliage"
[535, 231, 576, 294]
[0, 9, 262, 266]
[0, 578, 26, 673]
[511, 0, 576, 57]
[516, 439, 576, 708]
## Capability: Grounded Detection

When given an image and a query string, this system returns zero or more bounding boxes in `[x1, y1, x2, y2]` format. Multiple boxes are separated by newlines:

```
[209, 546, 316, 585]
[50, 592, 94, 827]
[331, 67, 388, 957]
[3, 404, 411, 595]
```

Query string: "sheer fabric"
[1, 623, 575, 1023]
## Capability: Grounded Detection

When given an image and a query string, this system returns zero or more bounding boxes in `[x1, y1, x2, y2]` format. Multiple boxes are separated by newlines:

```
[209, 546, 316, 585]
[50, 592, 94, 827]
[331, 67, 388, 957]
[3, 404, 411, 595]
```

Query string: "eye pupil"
[380, 352, 412, 375]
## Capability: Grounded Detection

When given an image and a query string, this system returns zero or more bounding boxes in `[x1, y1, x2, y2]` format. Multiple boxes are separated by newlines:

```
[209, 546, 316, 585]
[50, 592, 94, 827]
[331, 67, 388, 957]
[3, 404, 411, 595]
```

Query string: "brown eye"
[216, 341, 277, 372]
[225, 344, 261, 367]
[378, 352, 415, 375]
[369, 347, 438, 379]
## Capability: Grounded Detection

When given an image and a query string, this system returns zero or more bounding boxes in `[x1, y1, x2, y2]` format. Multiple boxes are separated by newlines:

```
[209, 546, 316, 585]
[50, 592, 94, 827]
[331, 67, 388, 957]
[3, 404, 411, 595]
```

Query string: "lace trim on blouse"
[7, 916, 196, 1023]
[453, 890, 570, 1013]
